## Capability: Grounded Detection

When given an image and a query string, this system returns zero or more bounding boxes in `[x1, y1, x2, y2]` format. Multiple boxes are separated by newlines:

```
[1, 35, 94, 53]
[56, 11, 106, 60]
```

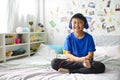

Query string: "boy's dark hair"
[71, 13, 87, 24]
[69, 13, 89, 29]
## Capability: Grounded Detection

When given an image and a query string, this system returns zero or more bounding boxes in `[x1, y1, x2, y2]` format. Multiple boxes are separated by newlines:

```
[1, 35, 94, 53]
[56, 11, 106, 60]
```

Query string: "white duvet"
[0, 44, 120, 80]
[0, 54, 120, 80]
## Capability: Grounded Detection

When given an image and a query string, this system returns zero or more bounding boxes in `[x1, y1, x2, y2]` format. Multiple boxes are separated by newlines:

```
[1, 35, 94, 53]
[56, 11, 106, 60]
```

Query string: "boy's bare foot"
[58, 68, 69, 73]
[83, 60, 91, 68]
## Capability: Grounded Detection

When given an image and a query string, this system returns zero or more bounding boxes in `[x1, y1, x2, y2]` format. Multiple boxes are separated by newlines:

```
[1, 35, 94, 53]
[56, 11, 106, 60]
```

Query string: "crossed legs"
[51, 58, 105, 74]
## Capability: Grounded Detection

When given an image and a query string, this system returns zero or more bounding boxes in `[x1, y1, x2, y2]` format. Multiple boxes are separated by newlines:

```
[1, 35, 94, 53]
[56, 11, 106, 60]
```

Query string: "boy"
[51, 13, 105, 74]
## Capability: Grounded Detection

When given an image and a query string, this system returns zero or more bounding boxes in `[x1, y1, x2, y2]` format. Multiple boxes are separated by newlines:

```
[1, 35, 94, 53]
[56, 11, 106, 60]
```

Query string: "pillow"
[105, 45, 120, 58]
[63, 50, 66, 54]
[94, 46, 107, 57]
[47, 44, 63, 54]
[36, 44, 57, 61]
[93, 35, 120, 46]
[94, 45, 120, 59]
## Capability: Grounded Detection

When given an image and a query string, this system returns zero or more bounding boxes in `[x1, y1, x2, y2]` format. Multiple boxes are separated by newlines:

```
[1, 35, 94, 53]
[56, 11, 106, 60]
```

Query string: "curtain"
[7, 0, 40, 32]
[0, 0, 8, 33]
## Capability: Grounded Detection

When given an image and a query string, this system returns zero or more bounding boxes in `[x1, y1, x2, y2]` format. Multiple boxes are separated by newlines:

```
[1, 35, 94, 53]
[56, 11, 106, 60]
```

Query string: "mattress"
[0, 44, 120, 80]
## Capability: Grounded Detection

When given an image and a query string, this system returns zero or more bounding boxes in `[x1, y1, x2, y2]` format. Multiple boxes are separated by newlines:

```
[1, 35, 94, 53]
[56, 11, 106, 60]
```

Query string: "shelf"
[30, 32, 45, 34]
[0, 59, 4, 61]
[6, 53, 28, 60]
[0, 32, 46, 62]
[5, 32, 28, 34]
[30, 41, 45, 44]
[5, 43, 28, 47]
[30, 52, 36, 54]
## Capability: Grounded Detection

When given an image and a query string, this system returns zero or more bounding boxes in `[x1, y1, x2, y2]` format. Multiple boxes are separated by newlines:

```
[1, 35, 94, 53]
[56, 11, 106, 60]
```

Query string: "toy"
[36, 23, 44, 32]
[16, 27, 30, 33]
[29, 21, 34, 32]
[22, 27, 30, 32]
[16, 27, 23, 33]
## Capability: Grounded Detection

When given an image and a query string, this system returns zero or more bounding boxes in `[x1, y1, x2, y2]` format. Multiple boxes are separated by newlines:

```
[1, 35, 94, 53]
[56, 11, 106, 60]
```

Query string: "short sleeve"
[64, 35, 72, 52]
[88, 36, 96, 52]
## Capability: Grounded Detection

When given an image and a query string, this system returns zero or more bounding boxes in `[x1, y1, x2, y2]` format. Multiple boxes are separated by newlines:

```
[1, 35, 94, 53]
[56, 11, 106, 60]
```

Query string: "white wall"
[44, 0, 120, 45]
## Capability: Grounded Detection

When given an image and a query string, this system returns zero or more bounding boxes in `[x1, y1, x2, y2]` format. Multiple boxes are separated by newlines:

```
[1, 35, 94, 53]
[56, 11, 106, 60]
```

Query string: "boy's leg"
[51, 58, 65, 70]
[70, 61, 105, 74]
[51, 58, 84, 71]
[91, 61, 105, 73]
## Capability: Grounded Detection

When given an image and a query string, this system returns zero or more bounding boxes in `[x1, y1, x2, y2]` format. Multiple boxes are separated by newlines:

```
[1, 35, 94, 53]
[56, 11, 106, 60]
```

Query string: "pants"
[51, 58, 105, 74]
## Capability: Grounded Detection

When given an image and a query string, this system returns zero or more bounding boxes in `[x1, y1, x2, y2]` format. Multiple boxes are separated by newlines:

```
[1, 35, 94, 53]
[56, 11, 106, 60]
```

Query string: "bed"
[0, 38, 120, 80]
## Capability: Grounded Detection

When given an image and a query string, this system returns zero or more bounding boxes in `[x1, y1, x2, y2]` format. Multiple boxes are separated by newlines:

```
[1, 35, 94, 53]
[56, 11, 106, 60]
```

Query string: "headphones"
[68, 13, 89, 29]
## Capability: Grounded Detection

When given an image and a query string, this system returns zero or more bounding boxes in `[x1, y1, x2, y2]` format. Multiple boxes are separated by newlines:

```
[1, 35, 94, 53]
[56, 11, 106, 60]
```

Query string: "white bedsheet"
[0, 53, 120, 80]
[0, 43, 120, 80]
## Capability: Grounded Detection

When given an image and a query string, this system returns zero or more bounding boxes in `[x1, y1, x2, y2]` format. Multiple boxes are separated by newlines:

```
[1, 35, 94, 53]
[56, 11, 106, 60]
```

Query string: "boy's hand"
[83, 58, 91, 68]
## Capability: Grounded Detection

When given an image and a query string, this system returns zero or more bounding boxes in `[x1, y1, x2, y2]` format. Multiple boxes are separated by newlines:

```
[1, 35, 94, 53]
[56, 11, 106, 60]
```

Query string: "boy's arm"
[85, 52, 94, 61]
[65, 51, 94, 62]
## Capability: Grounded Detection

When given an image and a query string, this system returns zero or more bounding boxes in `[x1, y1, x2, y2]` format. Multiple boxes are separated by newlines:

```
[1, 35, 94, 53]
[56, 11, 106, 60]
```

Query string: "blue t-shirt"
[64, 32, 96, 57]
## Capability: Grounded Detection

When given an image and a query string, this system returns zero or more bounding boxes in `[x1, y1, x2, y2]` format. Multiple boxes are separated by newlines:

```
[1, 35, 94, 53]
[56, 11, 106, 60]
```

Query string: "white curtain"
[7, 0, 40, 32]
[0, 0, 8, 33]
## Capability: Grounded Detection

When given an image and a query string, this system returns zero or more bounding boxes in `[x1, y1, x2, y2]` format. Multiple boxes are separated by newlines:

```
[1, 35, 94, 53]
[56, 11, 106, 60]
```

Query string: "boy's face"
[71, 18, 85, 33]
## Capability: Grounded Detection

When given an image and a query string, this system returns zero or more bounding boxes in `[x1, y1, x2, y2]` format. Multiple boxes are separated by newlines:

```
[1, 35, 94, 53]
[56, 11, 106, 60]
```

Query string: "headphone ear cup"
[69, 22, 72, 29]
[84, 22, 89, 29]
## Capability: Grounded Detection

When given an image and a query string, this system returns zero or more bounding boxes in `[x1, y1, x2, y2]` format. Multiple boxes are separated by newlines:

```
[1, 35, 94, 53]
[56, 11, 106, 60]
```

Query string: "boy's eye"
[73, 22, 81, 25]
[72, 21, 76, 24]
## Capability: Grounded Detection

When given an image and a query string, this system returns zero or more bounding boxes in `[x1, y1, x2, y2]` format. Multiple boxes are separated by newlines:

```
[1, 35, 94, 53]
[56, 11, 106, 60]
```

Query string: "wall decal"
[97, 11, 106, 16]
[55, 28, 59, 32]
[104, 9, 107, 14]
[108, 17, 112, 22]
[115, 4, 120, 11]
[107, 0, 111, 7]
[85, 9, 88, 14]
[56, 7, 59, 13]
[102, 23, 107, 29]
[107, 26, 115, 32]
[72, 0, 76, 6]
[100, 17, 105, 22]
[88, 2, 95, 8]
[96, 24, 101, 30]
[61, 16, 67, 22]
[110, 8, 113, 15]
[117, 20, 120, 26]
[86, 16, 92, 22]
[89, 11, 94, 15]
[67, 11, 73, 15]
[49, 20, 56, 27]
[90, 21, 95, 26]
[89, 26, 95, 32]
[82, 4, 85, 8]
